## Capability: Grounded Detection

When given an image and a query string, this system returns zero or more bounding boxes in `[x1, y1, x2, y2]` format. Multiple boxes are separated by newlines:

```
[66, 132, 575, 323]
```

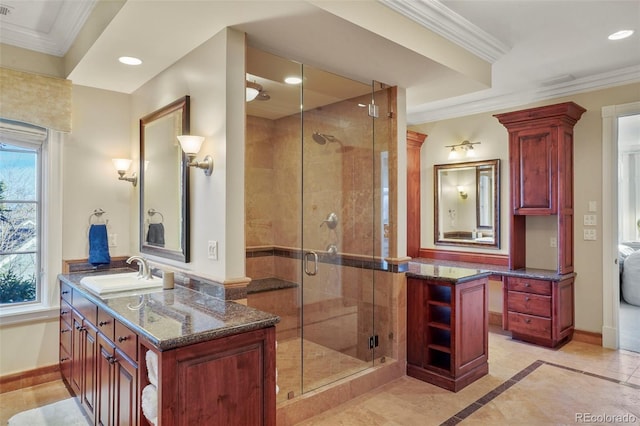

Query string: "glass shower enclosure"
[245, 47, 391, 402]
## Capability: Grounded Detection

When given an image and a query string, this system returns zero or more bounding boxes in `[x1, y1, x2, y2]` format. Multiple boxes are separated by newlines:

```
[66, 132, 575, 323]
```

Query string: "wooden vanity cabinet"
[60, 281, 277, 426]
[407, 277, 488, 392]
[503, 276, 574, 348]
[155, 326, 276, 426]
[494, 102, 585, 274]
[60, 285, 138, 426]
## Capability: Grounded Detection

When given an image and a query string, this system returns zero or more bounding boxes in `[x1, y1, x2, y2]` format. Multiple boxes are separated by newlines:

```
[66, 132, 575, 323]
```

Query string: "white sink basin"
[80, 272, 163, 295]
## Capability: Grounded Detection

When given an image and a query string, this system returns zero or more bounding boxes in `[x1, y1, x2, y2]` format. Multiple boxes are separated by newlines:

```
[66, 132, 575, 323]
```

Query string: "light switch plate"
[588, 201, 597, 212]
[583, 229, 597, 241]
[208, 240, 218, 260]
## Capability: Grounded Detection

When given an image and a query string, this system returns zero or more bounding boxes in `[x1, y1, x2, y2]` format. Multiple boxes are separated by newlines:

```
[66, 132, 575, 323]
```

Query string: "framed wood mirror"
[139, 96, 190, 262]
[434, 159, 500, 248]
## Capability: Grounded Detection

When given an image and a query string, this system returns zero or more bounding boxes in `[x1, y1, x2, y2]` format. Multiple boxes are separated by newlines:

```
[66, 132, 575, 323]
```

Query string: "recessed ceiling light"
[608, 30, 634, 40]
[284, 76, 302, 85]
[119, 56, 142, 65]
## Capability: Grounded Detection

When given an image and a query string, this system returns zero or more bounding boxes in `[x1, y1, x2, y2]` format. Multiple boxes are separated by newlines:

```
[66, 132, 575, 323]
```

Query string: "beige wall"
[129, 27, 246, 281]
[410, 82, 640, 333]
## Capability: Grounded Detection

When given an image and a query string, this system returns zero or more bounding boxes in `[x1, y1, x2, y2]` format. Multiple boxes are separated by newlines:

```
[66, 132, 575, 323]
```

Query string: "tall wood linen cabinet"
[495, 102, 585, 348]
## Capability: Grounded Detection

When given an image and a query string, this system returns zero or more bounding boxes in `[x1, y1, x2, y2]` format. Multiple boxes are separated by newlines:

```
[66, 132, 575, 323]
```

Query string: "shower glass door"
[300, 64, 376, 393]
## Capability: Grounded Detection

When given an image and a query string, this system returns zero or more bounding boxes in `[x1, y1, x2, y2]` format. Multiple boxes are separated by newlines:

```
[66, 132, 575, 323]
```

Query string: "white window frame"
[0, 121, 62, 324]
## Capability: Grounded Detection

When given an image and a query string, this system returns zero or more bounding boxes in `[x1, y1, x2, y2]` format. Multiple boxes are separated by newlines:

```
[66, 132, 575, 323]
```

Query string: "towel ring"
[89, 208, 107, 224]
[148, 209, 164, 223]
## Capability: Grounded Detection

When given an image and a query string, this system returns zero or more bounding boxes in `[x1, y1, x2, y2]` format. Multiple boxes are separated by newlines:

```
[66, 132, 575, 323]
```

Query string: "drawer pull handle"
[99, 321, 110, 327]
[108, 356, 116, 365]
[76, 325, 86, 332]
[60, 310, 69, 315]
[61, 329, 70, 333]
[118, 336, 128, 343]
[525, 297, 530, 302]
[524, 318, 531, 324]
[60, 357, 69, 362]
[61, 291, 70, 295]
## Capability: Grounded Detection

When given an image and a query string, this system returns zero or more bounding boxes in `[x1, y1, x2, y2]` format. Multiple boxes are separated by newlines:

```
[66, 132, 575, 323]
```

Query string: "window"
[0, 121, 44, 307]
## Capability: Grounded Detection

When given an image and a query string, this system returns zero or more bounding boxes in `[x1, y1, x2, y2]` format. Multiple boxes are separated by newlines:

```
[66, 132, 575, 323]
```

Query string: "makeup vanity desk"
[406, 259, 575, 391]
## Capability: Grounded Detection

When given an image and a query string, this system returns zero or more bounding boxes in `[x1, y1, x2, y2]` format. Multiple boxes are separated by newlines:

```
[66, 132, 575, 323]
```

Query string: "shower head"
[312, 132, 336, 145]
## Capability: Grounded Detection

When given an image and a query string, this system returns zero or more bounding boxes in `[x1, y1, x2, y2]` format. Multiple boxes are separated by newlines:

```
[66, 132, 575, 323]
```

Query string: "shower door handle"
[304, 251, 318, 276]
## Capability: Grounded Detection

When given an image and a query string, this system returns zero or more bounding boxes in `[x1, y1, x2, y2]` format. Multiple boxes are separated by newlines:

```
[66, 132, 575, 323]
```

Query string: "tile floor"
[2, 327, 639, 425]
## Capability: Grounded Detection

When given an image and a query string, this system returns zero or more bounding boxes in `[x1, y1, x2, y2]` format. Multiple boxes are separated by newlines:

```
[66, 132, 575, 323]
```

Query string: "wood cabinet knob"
[61, 329, 70, 333]
[99, 321, 110, 327]
[61, 290, 70, 295]
[118, 336, 128, 343]
[60, 357, 69, 362]
[525, 297, 530, 302]
[524, 318, 531, 324]
[60, 310, 69, 315]
[524, 283, 530, 287]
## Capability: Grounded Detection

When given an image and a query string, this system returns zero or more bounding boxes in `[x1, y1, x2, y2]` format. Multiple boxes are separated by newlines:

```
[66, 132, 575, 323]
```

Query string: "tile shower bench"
[58, 269, 279, 426]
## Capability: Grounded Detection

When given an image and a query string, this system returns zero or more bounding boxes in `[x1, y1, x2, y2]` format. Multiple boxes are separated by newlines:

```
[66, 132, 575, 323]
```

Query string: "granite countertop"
[59, 270, 280, 351]
[406, 262, 491, 283]
[409, 258, 577, 281]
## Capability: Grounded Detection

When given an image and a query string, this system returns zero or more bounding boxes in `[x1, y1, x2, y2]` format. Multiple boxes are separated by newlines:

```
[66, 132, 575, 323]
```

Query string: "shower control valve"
[320, 212, 338, 229]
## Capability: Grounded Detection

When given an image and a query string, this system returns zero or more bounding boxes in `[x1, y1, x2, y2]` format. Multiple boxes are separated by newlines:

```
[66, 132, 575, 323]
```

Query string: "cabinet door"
[97, 334, 115, 426]
[82, 322, 98, 423]
[114, 351, 138, 426]
[70, 312, 83, 395]
[511, 127, 556, 214]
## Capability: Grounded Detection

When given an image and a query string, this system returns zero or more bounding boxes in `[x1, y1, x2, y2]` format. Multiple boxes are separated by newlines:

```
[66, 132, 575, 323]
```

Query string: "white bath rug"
[8, 398, 91, 426]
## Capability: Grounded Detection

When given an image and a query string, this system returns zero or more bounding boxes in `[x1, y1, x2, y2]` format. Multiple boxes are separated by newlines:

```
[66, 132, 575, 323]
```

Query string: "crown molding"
[0, 0, 96, 57]
[378, 0, 510, 63]
[407, 65, 640, 124]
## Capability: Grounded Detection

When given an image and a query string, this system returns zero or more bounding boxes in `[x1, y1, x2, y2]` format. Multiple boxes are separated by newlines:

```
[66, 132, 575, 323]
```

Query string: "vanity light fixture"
[457, 186, 468, 199]
[246, 81, 261, 101]
[112, 158, 137, 186]
[177, 135, 213, 176]
[445, 140, 481, 159]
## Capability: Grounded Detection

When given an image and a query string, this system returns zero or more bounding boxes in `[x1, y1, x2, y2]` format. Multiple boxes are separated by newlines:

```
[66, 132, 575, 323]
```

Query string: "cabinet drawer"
[60, 300, 72, 326]
[97, 308, 115, 342]
[60, 282, 72, 304]
[508, 312, 551, 340]
[507, 291, 551, 317]
[507, 277, 551, 296]
[60, 321, 72, 354]
[72, 292, 97, 325]
[115, 320, 137, 362]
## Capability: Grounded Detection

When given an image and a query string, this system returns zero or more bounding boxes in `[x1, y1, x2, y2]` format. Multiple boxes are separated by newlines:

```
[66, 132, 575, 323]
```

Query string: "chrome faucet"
[126, 255, 152, 280]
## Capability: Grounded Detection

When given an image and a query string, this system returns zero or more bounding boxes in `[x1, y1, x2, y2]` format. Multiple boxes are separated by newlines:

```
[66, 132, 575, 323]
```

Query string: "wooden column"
[407, 130, 427, 258]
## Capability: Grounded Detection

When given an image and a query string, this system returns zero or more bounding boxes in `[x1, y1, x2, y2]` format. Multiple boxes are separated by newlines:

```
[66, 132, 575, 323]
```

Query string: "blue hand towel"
[88, 224, 111, 265]
[147, 223, 165, 247]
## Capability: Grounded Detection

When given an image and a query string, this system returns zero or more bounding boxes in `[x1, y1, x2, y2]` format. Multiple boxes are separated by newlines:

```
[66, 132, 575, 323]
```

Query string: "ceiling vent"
[0, 4, 13, 16]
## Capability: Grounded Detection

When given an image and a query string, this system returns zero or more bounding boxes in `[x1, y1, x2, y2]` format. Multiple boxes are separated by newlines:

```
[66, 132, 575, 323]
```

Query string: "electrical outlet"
[208, 240, 218, 260]
[583, 214, 597, 226]
[108, 233, 117, 247]
[583, 229, 597, 241]
[550, 237, 557, 247]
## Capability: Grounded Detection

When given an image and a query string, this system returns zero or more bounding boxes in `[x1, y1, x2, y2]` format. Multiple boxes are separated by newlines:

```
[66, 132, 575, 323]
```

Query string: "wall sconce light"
[112, 158, 137, 186]
[177, 135, 213, 176]
[445, 140, 481, 159]
[457, 186, 468, 199]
